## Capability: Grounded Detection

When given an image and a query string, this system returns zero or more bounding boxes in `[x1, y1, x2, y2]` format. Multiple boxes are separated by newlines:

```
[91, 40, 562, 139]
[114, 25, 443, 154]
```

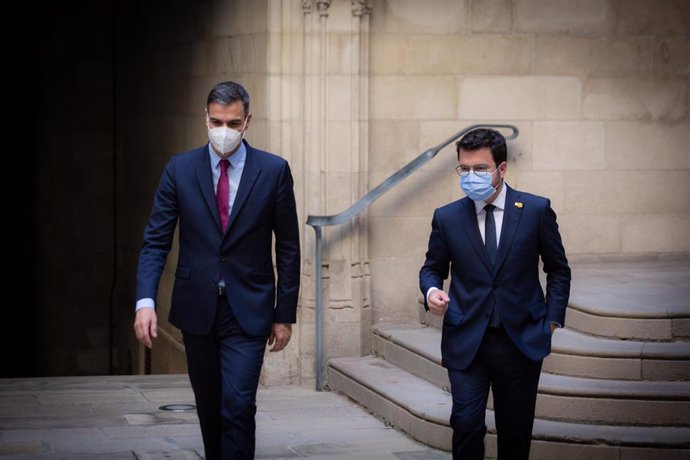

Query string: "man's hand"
[550, 322, 558, 335]
[134, 308, 158, 349]
[428, 289, 450, 316]
[269, 323, 292, 352]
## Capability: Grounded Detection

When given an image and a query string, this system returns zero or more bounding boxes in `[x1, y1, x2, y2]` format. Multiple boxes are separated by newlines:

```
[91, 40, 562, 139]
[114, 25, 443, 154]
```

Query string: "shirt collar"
[473, 181, 508, 215]
[208, 140, 247, 169]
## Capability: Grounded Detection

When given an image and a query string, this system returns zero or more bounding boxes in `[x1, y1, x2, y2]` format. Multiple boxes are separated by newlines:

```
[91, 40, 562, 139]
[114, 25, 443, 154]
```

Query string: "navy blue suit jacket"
[136, 141, 301, 337]
[419, 186, 570, 370]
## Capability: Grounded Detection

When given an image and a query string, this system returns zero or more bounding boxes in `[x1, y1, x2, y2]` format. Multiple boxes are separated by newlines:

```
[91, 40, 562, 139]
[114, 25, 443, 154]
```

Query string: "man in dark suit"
[419, 128, 570, 460]
[134, 81, 300, 460]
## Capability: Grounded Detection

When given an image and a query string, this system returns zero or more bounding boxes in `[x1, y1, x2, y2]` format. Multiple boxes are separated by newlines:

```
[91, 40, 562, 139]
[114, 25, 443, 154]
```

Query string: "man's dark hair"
[456, 128, 507, 166]
[207, 81, 250, 114]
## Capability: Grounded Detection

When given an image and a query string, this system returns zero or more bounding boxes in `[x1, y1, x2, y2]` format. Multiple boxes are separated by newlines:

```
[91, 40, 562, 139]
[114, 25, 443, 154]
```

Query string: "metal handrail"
[306, 124, 519, 390]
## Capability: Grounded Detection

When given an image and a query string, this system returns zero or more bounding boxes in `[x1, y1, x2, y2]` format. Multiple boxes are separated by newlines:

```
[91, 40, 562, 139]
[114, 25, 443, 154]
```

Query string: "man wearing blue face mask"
[419, 128, 570, 460]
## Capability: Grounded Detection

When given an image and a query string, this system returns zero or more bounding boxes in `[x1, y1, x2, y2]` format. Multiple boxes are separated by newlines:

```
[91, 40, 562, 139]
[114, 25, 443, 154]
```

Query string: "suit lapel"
[458, 198, 493, 273]
[226, 143, 261, 235]
[494, 186, 523, 273]
[194, 147, 223, 232]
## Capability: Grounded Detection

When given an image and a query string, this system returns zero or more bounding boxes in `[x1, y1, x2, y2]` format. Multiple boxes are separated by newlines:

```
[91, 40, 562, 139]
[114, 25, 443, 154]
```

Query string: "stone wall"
[115, 0, 273, 376]
[367, 0, 690, 324]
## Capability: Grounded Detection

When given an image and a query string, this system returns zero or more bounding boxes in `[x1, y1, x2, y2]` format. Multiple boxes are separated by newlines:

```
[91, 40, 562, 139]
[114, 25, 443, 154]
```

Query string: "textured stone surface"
[0, 375, 446, 459]
[329, 355, 690, 454]
[459, 76, 582, 120]
[583, 77, 688, 121]
[533, 121, 606, 170]
[370, 0, 469, 35]
[371, 76, 457, 120]
[515, 0, 613, 36]
[535, 36, 652, 76]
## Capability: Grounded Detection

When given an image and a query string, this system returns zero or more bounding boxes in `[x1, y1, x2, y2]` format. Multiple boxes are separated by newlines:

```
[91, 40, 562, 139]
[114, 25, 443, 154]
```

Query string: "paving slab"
[0, 375, 449, 459]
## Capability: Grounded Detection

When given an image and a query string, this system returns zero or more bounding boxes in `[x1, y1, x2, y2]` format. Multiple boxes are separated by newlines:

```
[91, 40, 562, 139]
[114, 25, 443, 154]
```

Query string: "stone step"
[537, 373, 690, 426]
[329, 356, 690, 458]
[373, 323, 448, 389]
[419, 260, 690, 343]
[409, 312, 690, 381]
[418, 301, 690, 343]
[373, 324, 690, 425]
[566, 303, 690, 341]
[547, 328, 690, 381]
[566, 260, 690, 341]
[375, 323, 690, 383]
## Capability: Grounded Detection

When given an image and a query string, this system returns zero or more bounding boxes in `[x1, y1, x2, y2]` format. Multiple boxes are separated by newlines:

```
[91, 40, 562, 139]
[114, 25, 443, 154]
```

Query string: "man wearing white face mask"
[420, 128, 570, 460]
[134, 81, 300, 460]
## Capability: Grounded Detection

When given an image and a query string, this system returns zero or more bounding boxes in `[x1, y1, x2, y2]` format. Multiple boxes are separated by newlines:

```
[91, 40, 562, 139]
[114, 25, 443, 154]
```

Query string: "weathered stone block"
[564, 171, 690, 214]
[655, 38, 690, 76]
[605, 121, 690, 170]
[370, 256, 428, 324]
[370, 0, 469, 35]
[536, 36, 652, 76]
[407, 36, 532, 75]
[369, 216, 433, 257]
[471, 0, 512, 32]
[621, 214, 690, 254]
[614, 0, 690, 36]
[372, 76, 457, 120]
[370, 34, 410, 75]
[584, 78, 687, 121]
[673, 319, 690, 340]
[515, 0, 613, 36]
[459, 77, 582, 120]
[533, 121, 606, 170]
[370, 120, 422, 172]
[559, 214, 621, 254]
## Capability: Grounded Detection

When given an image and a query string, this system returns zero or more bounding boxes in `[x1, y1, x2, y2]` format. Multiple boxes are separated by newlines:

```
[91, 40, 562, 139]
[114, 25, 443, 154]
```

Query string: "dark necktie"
[217, 159, 230, 232]
[484, 204, 501, 327]
[484, 204, 497, 265]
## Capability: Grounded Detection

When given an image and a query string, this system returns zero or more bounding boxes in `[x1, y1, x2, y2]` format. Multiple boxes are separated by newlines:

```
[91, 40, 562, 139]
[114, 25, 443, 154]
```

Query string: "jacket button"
[220, 257, 225, 262]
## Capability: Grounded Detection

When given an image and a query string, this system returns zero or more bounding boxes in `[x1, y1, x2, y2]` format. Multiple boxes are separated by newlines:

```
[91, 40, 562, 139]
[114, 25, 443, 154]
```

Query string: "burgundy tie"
[217, 159, 230, 232]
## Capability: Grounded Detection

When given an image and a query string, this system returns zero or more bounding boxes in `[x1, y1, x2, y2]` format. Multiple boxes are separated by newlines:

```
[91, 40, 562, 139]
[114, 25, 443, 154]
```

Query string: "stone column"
[299, 0, 373, 385]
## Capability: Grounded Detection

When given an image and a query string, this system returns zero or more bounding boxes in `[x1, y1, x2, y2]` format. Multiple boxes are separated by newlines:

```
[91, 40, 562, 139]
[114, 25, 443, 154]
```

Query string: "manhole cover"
[159, 404, 196, 412]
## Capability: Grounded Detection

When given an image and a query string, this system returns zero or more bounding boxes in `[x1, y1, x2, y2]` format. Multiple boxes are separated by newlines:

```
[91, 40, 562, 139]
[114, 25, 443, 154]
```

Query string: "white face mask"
[207, 117, 247, 154]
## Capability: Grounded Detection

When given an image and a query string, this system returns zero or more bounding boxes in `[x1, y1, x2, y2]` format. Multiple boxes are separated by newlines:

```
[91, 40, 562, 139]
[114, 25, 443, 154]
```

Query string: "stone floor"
[0, 374, 451, 459]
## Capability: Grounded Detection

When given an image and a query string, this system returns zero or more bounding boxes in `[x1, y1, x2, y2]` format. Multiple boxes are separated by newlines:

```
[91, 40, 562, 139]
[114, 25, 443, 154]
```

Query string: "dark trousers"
[183, 295, 268, 460]
[447, 327, 543, 460]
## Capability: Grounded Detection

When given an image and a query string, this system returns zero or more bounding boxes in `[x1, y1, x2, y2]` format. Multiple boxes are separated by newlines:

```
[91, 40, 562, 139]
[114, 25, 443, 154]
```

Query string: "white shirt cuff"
[426, 287, 439, 304]
[136, 298, 155, 312]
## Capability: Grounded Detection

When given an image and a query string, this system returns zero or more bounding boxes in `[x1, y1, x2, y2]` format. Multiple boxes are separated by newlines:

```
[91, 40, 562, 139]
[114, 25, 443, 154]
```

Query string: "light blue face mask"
[460, 169, 499, 201]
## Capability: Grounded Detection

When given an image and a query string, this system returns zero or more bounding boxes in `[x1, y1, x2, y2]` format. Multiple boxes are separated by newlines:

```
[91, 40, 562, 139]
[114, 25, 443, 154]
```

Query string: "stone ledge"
[554, 328, 690, 361]
[329, 356, 690, 451]
[375, 323, 690, 367]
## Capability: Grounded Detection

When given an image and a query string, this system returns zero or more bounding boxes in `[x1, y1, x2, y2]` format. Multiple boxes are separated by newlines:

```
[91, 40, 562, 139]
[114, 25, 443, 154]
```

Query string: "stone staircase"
[328, 260, 690, 459]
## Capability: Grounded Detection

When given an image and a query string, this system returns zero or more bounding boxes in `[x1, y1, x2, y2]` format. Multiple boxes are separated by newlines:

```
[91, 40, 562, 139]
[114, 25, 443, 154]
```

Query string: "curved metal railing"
[306, 124, 519, 390]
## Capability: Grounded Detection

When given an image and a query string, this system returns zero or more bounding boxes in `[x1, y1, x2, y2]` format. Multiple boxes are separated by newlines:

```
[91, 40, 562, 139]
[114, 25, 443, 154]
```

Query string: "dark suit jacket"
[136, 141, 300, 337]
[419, 185, 570, 370]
